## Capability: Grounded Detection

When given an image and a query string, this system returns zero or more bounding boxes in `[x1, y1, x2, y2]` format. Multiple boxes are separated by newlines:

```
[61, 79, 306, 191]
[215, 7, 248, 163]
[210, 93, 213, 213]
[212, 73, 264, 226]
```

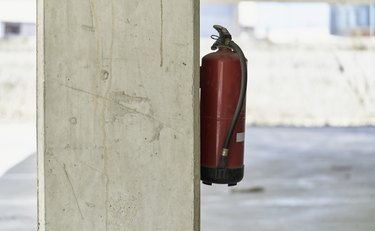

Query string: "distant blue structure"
[330, 4, 375, 36]
[0, 22, 35, 39]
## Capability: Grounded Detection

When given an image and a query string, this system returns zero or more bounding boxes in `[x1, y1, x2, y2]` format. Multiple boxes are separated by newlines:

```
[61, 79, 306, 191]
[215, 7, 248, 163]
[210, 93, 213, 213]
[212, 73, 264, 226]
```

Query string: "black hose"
[218, 41, 247, 168]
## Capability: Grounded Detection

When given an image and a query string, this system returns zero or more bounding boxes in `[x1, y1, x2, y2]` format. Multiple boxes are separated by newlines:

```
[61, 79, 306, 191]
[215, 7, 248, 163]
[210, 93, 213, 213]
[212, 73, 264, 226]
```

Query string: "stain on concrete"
[85, 202, 96, 208]
[101, 70, 110, 81]
[81, 24, 95, 32]
[112, 91, 150, 104]
[149, 123, 164, 143]
[69, 117, 77, 125]
[109, 91, 153, 123]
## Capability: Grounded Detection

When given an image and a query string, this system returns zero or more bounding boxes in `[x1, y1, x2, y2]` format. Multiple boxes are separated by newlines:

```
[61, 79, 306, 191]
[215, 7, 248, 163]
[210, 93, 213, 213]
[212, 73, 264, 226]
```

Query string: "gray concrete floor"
[1, 126, 375, 231]
[202, 126, 375, 231]
[0, 154, 36, 231]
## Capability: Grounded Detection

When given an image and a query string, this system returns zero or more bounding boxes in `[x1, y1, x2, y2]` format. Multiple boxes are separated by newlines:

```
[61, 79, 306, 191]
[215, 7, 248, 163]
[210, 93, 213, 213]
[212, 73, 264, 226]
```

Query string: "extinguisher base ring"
[201, 166, 244, 185]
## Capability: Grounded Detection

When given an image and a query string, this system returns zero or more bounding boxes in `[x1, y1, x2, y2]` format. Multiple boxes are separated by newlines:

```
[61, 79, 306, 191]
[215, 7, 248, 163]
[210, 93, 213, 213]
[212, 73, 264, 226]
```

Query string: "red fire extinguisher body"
[201, 47, 245, 185]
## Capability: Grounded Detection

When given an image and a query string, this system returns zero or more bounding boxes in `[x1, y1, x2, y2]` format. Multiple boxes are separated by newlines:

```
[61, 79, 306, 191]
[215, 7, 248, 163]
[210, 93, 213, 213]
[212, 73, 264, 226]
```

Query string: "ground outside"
[1, 126, 375, 231]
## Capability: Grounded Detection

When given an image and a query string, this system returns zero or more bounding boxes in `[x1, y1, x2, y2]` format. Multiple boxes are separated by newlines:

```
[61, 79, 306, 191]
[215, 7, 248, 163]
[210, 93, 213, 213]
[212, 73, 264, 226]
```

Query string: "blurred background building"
[201, 2, 375, 127]
[0, 0, 35, 39]
[331, 5, 375, 36]
[202, 3, 375, 39]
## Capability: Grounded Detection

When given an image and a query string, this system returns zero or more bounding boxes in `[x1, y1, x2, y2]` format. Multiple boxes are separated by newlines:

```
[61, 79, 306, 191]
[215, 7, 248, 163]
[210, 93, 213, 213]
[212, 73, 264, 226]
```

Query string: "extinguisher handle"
[211, 25, 232, 50]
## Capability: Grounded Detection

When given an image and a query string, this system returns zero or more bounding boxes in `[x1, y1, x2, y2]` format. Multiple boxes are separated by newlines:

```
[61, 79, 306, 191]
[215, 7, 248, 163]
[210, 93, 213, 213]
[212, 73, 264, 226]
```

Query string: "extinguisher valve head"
[211, 25, 232, 50]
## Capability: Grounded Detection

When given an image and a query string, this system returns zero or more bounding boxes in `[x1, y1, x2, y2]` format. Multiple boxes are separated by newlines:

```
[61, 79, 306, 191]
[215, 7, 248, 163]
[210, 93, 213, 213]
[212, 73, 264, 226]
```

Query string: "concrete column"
[37, 0, 200, 230]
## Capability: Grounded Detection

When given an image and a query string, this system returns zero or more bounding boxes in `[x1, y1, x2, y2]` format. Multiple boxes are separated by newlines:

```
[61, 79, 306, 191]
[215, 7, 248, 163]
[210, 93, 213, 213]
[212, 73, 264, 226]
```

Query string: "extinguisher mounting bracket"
[211, 25, 232, 50]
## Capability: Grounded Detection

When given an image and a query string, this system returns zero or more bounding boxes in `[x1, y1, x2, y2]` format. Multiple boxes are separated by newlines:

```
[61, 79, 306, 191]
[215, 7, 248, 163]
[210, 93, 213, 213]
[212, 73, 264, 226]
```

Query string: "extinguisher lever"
[211, 25, 232, 50]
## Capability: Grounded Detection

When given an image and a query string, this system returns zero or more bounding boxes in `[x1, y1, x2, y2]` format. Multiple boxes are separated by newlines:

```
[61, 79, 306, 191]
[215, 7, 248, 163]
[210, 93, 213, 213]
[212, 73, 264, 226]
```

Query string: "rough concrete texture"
[202, 126, 375, 231]
[38, 0, 199, 230]
[1, 126, 375, 231]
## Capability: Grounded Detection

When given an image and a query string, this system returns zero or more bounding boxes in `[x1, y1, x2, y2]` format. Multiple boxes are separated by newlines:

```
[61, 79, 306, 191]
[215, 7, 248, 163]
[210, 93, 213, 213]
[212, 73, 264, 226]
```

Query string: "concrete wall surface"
[37, 0, 200, 230]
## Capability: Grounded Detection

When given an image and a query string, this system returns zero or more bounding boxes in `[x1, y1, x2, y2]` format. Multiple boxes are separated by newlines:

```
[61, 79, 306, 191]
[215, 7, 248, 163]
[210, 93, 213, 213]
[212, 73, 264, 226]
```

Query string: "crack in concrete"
[103, 2, 115, 229]
[54, 82, 185, 135]
[88, 0, 101, 75]
[63, 164, 84, 220]
[78, 160, 105, 175]
[160, 0, 163, 67]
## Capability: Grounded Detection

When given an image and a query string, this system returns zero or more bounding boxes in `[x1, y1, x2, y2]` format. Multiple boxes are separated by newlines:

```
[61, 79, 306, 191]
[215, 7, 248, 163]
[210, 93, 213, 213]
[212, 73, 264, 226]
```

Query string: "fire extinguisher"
[201, 25, 247, 186]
